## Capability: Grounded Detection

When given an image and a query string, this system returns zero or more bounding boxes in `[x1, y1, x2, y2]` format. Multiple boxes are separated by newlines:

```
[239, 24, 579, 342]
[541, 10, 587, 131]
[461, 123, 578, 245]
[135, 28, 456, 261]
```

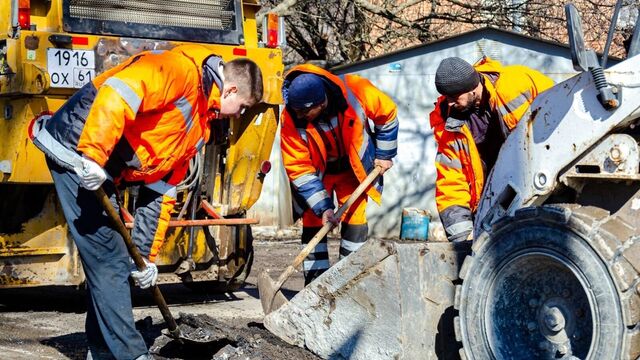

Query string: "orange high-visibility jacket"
[35, 44, 221, 261]
[281, 64, 398, 218]
[429, 57, 554, 241]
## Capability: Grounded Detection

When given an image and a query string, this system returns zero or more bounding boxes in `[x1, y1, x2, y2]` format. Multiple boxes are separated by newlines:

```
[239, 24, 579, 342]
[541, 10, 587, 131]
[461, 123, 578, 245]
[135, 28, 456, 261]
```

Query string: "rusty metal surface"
[201, 200, 222, 219]
[0, 190, 83, 288]
[560, 134, 640, 181]
[0, 246, 67, 257]
[265, 239, 469, 359]
[124, 217, 259, 229]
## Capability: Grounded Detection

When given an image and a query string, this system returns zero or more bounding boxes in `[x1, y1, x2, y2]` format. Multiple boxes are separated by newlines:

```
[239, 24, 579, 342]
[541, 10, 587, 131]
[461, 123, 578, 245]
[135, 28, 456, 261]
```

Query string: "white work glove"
[74, 157, 107, 191]
[130, 259, 158, 289]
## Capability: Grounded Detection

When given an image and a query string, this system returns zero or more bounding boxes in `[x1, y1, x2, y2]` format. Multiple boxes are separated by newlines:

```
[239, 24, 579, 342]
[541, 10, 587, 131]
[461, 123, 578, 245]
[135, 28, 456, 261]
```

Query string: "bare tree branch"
[259, 0, 637, 65]
[257, 0, 298, 25]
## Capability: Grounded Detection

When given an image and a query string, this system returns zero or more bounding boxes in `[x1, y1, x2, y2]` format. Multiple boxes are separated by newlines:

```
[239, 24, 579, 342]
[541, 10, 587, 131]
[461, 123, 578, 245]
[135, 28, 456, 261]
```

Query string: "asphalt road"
[0, 238, 340, 360]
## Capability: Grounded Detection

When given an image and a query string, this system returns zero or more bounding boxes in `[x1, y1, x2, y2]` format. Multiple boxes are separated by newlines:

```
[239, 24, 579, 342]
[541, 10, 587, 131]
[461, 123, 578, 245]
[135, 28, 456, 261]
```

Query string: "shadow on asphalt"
[0, 283, 293, 313]
[40, 332, 88, 360]
[38, 317, 190, 360]
[0, 286, 88, 313]
[243, 284, 299, 301]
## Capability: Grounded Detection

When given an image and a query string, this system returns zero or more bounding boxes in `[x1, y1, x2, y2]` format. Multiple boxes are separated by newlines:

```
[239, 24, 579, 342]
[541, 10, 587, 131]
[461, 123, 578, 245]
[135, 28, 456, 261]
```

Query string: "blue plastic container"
[399, 208, 431, 241]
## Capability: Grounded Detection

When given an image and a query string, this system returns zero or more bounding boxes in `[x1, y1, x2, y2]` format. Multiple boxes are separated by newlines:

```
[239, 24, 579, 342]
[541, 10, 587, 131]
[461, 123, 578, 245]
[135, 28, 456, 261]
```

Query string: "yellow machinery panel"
[0, 97, 64, 183]
[0, 189, 82, 286]
[227, 104, 280, 213]
[0, 0, 284, 289]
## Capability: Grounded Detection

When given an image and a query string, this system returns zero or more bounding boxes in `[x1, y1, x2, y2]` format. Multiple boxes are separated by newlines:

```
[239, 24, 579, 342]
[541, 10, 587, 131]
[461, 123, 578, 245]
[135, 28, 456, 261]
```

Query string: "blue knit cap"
[286, 74, 326, 110]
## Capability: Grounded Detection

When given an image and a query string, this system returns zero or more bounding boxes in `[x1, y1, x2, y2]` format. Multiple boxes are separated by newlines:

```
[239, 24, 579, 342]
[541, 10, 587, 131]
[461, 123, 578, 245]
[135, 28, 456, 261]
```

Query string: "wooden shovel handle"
[274, 166, 383, 288]
[94, 187, 180, 338]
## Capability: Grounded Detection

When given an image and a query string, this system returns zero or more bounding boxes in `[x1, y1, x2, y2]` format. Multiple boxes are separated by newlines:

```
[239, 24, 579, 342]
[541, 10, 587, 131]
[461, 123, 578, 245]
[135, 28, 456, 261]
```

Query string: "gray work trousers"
[48, 159, 149, 360]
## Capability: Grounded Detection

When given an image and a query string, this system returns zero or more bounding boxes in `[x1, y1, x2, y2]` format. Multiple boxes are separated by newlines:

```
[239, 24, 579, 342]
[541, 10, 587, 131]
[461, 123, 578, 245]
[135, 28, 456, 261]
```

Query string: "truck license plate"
[47, 48, 96, 89]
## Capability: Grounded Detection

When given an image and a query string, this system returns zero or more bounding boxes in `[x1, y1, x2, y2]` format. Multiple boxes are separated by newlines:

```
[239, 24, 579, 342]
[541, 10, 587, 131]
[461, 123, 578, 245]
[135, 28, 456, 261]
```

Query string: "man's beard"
[456, 93, 479, 114]
[454, 102, 474, 114]
[457, 103, 473, 113]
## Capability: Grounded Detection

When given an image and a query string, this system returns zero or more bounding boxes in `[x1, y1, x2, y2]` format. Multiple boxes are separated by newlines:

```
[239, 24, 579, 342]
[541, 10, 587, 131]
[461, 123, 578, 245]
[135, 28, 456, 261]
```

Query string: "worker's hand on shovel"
[75, 157, 107, 190]
[258, 166, 384, 316]
[131, 258, 158, 289]
[374, 159, 393, 175]
[321, 209, 339, 226]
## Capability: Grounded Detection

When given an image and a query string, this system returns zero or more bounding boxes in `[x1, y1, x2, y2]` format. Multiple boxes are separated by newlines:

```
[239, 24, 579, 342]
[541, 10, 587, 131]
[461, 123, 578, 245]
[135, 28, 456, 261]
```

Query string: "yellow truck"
[0, 0, 284, 290]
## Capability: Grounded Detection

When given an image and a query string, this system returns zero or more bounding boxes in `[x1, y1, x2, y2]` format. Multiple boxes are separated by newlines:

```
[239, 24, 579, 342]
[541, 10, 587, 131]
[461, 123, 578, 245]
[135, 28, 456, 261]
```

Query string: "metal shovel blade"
[258, 167, 382, 316]
[258, 270, 290, 315]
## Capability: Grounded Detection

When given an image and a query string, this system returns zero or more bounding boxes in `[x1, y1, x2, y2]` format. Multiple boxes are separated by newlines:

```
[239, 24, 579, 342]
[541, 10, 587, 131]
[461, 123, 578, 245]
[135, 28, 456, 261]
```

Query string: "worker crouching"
[280, 65, 399, 285]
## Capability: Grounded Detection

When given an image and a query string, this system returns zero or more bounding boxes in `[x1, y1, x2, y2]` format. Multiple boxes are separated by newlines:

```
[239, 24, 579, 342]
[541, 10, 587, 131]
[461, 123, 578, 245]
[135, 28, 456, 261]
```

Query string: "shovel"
[95, 187, 216, 345]
[258, 166, 383, 315]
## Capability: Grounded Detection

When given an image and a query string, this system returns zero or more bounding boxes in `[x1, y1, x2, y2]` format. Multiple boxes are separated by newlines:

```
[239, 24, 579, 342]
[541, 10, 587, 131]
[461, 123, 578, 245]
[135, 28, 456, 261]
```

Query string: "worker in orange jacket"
[430, 57, 553, 242]
[32, 45, 263, 360]
[281, 64, 398, 284]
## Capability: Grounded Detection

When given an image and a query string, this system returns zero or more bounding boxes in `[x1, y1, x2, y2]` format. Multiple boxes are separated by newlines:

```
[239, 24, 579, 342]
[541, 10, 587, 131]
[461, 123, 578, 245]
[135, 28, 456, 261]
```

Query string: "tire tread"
[455, 204, 640, 359]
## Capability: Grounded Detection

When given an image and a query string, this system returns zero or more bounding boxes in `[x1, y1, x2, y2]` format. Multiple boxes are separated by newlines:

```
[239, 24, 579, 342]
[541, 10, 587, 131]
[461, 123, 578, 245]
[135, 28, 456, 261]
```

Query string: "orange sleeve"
[434, 140, 471, 213]
[347, 75, 397, 127]
[280, 111, 317, 180]
[78, 51, 197, 166]
[430, 99, 471, 212]
[498, 67, 555, 130]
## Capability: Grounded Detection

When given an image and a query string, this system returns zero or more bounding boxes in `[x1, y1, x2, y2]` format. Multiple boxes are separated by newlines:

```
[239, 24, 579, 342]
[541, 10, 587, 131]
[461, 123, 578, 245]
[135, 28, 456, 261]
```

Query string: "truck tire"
[455, 205, 640, 360]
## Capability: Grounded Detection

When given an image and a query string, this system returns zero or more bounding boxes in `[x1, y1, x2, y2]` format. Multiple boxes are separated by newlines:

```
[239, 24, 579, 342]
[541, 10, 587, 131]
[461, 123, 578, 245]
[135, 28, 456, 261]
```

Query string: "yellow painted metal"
[0, 192, 65, 247]
[2, 33, 73, 95]
[155, 226, 213, 267]
[183, 45, 283, 105]
[1, 31, 283, 101]
[226, 104, 279, 214]
[0, 0, 67, 38]
[29, 0, 65, 34]
[0, 246, 67, 256]
[0, 190, 83, 287]
[0, 97, 65, 183]
[241, 0, 260, 49]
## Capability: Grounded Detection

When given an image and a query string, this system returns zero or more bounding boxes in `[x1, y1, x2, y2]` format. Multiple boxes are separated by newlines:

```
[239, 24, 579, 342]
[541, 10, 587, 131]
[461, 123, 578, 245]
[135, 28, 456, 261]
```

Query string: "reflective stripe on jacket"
[81, 45, 216, 182]
[34, 44, 221, 261]
[281, 64, 398, 217]
[429, 57, 554, 240]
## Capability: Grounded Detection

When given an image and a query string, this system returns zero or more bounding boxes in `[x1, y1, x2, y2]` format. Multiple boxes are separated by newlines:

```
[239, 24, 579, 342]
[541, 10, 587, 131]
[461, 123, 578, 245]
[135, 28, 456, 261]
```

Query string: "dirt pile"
[150, 313, 319, 360]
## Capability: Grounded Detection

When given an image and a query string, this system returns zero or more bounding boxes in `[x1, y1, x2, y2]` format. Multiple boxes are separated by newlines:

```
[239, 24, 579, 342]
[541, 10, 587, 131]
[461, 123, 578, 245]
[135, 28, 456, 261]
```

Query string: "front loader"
[264, 2, 640, 359]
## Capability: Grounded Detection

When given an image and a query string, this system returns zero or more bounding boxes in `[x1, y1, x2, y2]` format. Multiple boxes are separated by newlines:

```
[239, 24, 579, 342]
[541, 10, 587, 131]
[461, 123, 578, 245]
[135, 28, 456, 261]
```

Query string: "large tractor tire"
[455, 205, 640, 360]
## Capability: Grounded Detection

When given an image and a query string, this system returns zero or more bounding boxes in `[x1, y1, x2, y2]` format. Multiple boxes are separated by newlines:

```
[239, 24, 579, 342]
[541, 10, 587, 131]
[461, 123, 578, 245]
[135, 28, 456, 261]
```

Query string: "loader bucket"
[264, 239, 470, 359]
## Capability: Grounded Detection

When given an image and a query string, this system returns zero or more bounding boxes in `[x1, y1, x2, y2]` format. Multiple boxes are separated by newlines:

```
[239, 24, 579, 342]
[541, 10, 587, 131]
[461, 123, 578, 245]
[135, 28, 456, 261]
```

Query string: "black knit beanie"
[435, 57, 480, 96]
